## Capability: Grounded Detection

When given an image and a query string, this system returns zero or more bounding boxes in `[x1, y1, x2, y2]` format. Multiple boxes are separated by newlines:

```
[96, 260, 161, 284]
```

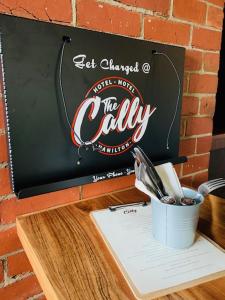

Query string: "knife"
[133, 154, 161, 198]
[134, 146, 168, 198]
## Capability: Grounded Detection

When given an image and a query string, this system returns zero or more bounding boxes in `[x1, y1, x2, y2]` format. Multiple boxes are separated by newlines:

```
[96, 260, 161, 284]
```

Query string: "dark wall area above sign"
[0, 14, 185, 198]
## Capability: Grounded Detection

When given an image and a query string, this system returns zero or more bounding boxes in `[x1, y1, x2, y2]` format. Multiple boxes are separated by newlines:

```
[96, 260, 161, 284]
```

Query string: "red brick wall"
[0, 0, 224, 299]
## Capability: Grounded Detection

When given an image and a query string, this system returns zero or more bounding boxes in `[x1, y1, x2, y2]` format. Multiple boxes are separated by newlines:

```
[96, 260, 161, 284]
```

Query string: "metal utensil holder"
[151, 187, 204, 249]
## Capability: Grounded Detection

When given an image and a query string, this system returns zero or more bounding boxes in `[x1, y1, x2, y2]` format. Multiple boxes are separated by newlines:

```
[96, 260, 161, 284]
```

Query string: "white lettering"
[72, 96, 156, 145]
[100, 58, 139, 75]
[73, 54, 97, 70]
[72, 55, 150, 75]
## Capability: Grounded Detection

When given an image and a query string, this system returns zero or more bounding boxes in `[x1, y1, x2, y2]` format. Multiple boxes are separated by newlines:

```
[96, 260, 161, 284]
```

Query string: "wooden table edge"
[16, 218, 60, 300]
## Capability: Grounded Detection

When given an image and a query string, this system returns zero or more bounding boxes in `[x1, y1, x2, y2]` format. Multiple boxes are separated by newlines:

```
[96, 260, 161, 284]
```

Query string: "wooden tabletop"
[16, 187, 225, 300]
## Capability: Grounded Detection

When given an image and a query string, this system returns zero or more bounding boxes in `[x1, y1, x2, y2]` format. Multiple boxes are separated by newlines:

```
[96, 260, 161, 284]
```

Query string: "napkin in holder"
[135, 162, 183, 200]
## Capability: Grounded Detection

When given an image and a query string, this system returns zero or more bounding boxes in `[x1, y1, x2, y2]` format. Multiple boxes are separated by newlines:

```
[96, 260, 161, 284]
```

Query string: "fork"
[198, 178, 225, 196]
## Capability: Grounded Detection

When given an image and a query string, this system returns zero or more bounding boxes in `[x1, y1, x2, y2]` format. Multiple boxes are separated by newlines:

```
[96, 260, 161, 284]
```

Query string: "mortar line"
[0, 193, 16, 201]
[181, 168, 209, 178]
[169, 0, 174, 18]
[4, 271, 35, 287]
[189, 25, 193, 48]
[202, 0, 225, 10]
[180, 133, 212, 140]
[27, 292, 45, 300]
[140, 13, 144, 39]
[72, 0, 76, 27]
[0, 249, 24, 260]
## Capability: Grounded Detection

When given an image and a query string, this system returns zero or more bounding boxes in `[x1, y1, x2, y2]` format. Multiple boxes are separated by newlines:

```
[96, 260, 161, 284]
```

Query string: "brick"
[0, 187, 80, 225]
[174, 164, 181, 177]
[173, 0, 207, 24]
[183, 72, 189, 93]
[207, 0, 224, 8]
[184, 50, 202, 71]
[8, 252, 32, 277]
[0, 77, 3, 95]
[207, 6, 224, 29]
[0, 101, 5, 130]
[0, 0, 17, 12]
[0, 2, 38, 19]
[183, 154, 210, 175]
[0, 0, 72, 23]
[180, 118, 186, 137]
[189, 74, 218, 93]
[193, 171, 208, 188]
[0, 134, 7, 163]
[200, 96, 216, 116]
[182, 96, 199, 116]
[196, 136, 212, 154]
[0, 260, 3, 282]
[144, 16, 190, 46]
[0, 226, 22, 256]
[0, 3, 10, 14]
[82, 174, 135, 199]
[203, 52, 220, 72]
[186, 117, 212, 136]
[45, 0, 72, 23]
[0, 167, 12, 196]
[0, 275, 42, 300]
[77, 0, 141, 37]
[11, 7, 37, 19]
[118, 0, 170, 15]
[180, 176, 193, 187]
[179, 138, 196, 156]
[192, 27, 222, 51]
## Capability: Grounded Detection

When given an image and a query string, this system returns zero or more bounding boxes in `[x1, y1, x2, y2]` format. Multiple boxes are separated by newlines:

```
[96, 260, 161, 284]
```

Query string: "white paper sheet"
[92, 205, 225, 297]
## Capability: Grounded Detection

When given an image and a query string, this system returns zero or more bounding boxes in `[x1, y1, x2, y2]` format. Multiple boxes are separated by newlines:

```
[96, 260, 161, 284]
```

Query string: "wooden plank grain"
[16, 188, 225, 300]
[17, 193, 138, 300]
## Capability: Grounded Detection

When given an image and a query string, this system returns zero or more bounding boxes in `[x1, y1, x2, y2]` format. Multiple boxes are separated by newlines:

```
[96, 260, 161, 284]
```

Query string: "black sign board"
[0, 14, 186, 198]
